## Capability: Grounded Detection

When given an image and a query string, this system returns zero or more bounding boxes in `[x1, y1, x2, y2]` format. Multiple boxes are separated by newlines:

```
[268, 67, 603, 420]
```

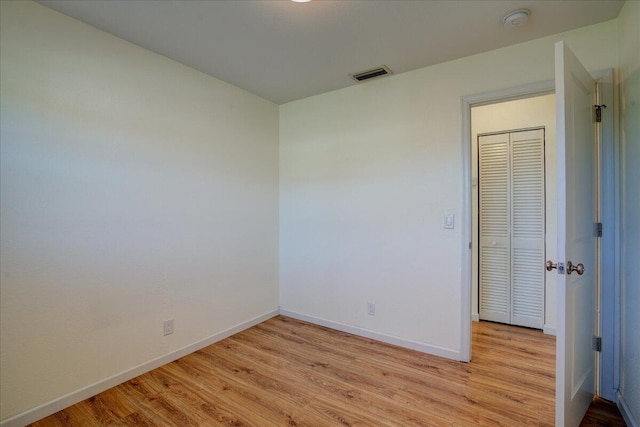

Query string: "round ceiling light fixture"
[503, 9, 530, 28]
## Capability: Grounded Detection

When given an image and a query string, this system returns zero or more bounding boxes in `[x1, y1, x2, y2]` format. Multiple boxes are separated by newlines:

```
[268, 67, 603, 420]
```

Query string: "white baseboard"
[543, 325, 557, 336]
[471, 313, 480, 322]
[279, 308, 460, 361]
[617, 390, 639, 427]
[0, 309, 279, 427]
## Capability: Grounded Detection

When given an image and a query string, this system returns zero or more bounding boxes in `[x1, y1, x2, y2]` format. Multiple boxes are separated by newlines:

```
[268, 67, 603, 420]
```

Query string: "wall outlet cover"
[163, 319, 174, 336]
[367, 302, 376, 316]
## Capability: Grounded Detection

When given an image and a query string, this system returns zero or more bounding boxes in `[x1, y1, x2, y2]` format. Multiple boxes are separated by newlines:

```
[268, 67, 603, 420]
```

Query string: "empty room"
[1, 1, 638, 426]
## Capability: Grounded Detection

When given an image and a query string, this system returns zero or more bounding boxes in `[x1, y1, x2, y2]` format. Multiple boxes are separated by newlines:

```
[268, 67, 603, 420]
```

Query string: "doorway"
[471, 94, 557, 333]
[460, 69, 616, 402]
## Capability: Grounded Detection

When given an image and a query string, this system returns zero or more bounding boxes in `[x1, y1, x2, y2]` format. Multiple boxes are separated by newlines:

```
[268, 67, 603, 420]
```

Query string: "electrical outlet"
[163, 319, 174, 336]
[367, 302, 376, 316]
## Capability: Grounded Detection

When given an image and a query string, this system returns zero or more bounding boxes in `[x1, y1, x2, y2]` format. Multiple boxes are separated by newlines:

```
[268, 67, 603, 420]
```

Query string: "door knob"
[566, 261, 585, 275]
[546, 260, 557, 271]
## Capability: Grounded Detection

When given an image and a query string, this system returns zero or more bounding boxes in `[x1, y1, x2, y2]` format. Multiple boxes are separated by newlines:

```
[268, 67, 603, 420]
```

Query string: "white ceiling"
[39, 0, 624, 104]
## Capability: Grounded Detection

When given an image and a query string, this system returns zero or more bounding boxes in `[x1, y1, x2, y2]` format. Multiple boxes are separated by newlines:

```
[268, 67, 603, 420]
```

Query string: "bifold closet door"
[479, 133, 511, 324]
[510, 129, 545, 329]
[479, 129, 545, 329]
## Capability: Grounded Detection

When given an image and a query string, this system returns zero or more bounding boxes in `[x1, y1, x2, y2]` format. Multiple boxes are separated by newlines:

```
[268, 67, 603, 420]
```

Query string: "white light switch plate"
[444, 213, 455, 229]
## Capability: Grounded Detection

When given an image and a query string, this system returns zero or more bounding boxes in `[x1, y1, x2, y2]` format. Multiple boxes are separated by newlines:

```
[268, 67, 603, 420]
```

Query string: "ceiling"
[39, 0, 624, 104]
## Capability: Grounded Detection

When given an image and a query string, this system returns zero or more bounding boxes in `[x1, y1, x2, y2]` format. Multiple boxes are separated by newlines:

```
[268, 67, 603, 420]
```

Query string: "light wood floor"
[30, 316, 626, 426]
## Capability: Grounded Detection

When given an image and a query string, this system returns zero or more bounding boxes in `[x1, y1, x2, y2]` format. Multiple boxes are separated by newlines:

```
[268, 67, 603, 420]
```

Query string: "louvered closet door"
[479, 133, 511, 324]
[510, 129, 545, 329]
[479, 129, 545, 329]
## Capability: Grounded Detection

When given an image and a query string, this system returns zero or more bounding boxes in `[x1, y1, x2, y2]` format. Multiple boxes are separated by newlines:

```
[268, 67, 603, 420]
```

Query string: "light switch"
[444, 213, 455, 229]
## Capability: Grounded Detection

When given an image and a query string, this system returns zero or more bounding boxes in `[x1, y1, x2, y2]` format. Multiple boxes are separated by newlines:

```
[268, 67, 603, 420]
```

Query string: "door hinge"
[593, 336, 602, 352]
[594, 104, 607, 123]
[597, 222, 603, 237]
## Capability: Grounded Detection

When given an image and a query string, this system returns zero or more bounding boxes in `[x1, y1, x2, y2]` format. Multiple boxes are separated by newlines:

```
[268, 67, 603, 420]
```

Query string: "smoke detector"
[503, 9, 530, 28]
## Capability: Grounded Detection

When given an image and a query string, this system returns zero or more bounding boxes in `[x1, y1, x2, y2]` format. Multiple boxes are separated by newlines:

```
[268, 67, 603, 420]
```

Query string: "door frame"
[459, 70, 617, 402]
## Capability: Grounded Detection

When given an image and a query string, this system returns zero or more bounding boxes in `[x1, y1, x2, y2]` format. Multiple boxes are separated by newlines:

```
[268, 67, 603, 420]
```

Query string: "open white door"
[554, 41, 598, 427]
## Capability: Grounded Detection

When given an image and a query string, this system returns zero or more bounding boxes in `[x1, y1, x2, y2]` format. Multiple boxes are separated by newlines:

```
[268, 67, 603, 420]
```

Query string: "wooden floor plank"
[580, 397, 628, 427]
[28, 317, 627, 426]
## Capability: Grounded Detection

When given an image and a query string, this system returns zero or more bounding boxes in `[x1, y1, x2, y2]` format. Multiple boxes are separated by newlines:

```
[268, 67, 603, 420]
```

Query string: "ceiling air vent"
[350, 66, 393, 82]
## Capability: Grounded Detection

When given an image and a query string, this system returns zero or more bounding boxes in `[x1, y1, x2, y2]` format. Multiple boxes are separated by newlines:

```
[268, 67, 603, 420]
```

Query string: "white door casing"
[555, 41, 598, 427]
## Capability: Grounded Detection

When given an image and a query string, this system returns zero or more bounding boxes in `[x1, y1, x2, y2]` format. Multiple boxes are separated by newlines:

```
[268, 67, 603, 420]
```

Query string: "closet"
[478, 128, 545, 329]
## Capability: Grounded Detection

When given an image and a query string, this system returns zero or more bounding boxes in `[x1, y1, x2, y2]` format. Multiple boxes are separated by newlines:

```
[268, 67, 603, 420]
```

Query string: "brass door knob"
[567, 261, 585, 275]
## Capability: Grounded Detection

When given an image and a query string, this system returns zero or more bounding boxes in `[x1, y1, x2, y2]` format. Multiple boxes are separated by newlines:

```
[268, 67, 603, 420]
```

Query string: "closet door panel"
[478, 134, 510, 324]
[511, 129, 545, 328]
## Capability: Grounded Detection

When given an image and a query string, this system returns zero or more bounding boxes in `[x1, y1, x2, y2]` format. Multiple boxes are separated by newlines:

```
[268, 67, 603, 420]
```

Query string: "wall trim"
[471, 313, 480, 322]
[617, 391, 639, 427]
[279, 308, 461, 361]
[543, 326, 557, 336]
[0, 309, 279, 427]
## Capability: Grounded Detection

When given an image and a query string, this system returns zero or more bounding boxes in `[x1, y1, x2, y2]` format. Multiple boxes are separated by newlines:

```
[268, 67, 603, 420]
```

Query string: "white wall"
[0, 1, 279, 422]
[618, 1, 640, 425]
[471, 94, 557, 334]
[279, 20, 618, 359]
